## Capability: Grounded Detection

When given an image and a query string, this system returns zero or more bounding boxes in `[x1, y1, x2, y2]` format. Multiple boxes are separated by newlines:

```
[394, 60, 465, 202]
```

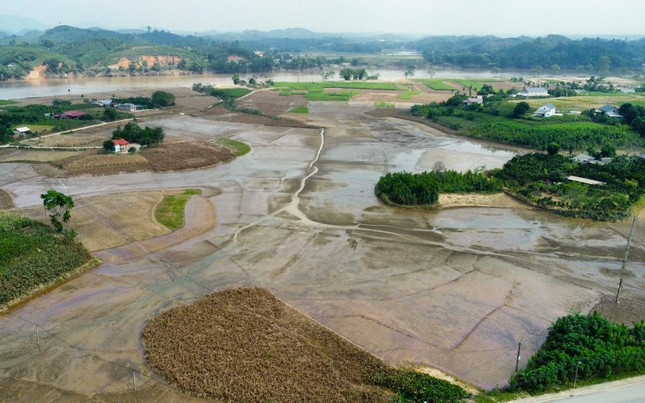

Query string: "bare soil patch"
[201, 104, 315, 128]
[237, 90, 308, 115]
[40, 142, 235, 177]
[0, 189, 14, 209]
[438, 193, 527, 209]
[591, 295, 645, 325]
[30, 133, 107, 147]
[143, 287, 398, 401]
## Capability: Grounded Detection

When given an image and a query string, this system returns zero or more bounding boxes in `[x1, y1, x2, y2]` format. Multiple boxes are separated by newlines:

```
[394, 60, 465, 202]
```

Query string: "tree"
[551, 64, 561, 75]
[546, 142, 560, 155]
[103, 139, 115, 152]
[600, 144, 616, 158]
[512, 102, 530, 117]
[597, 56, 611, 76]
[103, 108, 117, 121]
[426, 68, 435, 78]
[41, 190, 75, 236]
[151, 91, 176, 107]
[231, 73, 240, 85]
[404, 66, 415, 80]
[339, 67, 353, 81]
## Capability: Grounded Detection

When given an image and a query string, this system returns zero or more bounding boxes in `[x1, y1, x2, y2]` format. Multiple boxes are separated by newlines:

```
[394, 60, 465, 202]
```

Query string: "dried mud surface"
[0, 104, 643, 399]
[143, 287, 394, 402]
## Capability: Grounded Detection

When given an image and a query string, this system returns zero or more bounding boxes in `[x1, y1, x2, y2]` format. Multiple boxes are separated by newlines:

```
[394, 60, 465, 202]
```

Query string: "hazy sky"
[4, 0, 645, 36]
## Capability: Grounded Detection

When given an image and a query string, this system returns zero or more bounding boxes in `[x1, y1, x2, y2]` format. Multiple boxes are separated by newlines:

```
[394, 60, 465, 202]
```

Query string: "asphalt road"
[516, 376, 645, 402]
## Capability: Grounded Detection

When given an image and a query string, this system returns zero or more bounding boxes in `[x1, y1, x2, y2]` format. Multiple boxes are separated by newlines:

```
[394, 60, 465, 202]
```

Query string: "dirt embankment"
[143, 288, 399, 401]
[108, 55, 182, 70]
[26, 65, 48, 80]
[34, 142, 235, 177]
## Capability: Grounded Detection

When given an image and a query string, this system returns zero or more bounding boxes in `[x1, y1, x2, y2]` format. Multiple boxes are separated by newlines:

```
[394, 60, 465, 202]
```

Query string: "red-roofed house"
[112, 138, 129, 153]
[61, 110, 89, 119]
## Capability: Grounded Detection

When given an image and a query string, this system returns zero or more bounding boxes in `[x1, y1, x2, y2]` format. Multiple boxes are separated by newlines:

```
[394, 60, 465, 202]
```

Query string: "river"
[0, 68, 533, 100]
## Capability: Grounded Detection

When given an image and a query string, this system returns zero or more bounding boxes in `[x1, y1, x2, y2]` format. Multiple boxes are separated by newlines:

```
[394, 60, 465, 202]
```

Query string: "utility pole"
[132, 369, 137, 391]
[515, 342, 522, 372]
[616, 217, 638, 304]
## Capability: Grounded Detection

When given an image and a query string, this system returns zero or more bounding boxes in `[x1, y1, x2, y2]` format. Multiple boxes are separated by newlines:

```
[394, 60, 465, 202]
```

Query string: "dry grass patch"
[143, 287, 469, 402]
[0, 189, 14, 209]
[0, 149, 84, 163]
[52, 142, 235, 176]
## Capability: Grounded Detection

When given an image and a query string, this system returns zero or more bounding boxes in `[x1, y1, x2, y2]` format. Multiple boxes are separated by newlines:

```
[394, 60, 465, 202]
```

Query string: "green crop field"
[155, 189, 202, 231]
[274, 81, 398, 91]
[415, 79, 455, 91]
[288, 105, 309, 114]
[0, 212, 92, 306]
[215, 138, 251, 156]
[0, 100, 17, 106]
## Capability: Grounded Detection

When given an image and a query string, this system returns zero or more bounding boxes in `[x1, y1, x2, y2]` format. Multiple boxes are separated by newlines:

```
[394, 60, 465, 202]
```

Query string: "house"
[519, 87, 549, 97]
[567, 176, 605, 186]
[116, 103, 137, 112]
[463, 95, 484, 105]
[13, 127, 31, 136]
[617, 87, 635, 94]
[112, 138, 130, 153]
[533, 103, 556, 117]
[98, 98, 113, 107]
[61, 110, 89, 119]
[596, 104, 622, 118]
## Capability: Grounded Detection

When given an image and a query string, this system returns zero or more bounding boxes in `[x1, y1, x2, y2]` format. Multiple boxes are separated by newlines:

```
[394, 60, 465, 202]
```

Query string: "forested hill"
[412, 35, 645, 72]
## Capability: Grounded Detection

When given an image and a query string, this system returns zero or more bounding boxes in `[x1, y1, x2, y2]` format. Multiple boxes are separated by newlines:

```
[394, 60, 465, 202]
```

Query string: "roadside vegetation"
[376, 153, 644, 221]
[510, 313, 644, 393]
[215, 138, 251, 156]
[0, 101, 132, 144]
[154, 189, 202, 231]
[143, 287, 469, 402]
[0, 209, 91, 307]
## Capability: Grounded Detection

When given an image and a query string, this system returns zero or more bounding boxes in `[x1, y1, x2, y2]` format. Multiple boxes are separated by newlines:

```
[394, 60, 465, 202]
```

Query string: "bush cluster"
[511, 313, 645, 392]
[375, 172, 439, 206]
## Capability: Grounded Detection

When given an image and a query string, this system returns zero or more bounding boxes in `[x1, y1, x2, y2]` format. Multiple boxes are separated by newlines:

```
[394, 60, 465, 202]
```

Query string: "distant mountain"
[204, 27, 335, 40]
[39, 25, 129, 43]
[0, 15, 49, 34]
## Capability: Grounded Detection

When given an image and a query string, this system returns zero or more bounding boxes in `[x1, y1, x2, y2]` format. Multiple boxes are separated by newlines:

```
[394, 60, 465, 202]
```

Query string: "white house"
[463, 95, 484, 105]
[112, 138, 130, 153]
[13, 127, 31, 136]
[519, 87, 549, 97]
[596, 104, 622, 118]
[533, 103, 556, 117]
[116, 103, 137, 112]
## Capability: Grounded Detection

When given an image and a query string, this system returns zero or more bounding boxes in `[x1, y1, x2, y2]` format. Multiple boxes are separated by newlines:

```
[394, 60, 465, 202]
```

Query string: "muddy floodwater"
[0, 102, 643, 398]
[0, 67, 535, 99]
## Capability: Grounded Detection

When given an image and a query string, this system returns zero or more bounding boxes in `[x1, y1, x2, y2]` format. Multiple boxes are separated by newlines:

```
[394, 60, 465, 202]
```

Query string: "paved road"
[515, 376, 645, 402]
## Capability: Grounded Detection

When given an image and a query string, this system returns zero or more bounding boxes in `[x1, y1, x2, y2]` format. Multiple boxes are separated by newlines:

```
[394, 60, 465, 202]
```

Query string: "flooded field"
[0, 102, 643, 398]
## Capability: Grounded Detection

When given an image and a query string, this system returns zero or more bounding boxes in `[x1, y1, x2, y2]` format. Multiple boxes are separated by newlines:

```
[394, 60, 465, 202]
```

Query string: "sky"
[3, 0, 645, 37]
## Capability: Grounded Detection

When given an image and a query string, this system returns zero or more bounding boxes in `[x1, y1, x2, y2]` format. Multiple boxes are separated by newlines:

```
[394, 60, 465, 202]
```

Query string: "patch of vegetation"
[510, 313, 645, 393]
[416, 79, 455, 91]
[0, 211, 91, 306]
[112, 122, 164, 147]
[397, 90, 421, 100]
[288, 105, 309, 114]
[304, 91, 357, 101]
[215, 138, 251, 156]
[209, 87, 252, 100]
[0, 100, 17, 106]
[495, 153, 644, 221]
[370, 369, 470, 402]
[375, 172, 439, 206]
[154, 189, 202, 231]
[113, 90, 175, 109]
[374, 101, 395, 109]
